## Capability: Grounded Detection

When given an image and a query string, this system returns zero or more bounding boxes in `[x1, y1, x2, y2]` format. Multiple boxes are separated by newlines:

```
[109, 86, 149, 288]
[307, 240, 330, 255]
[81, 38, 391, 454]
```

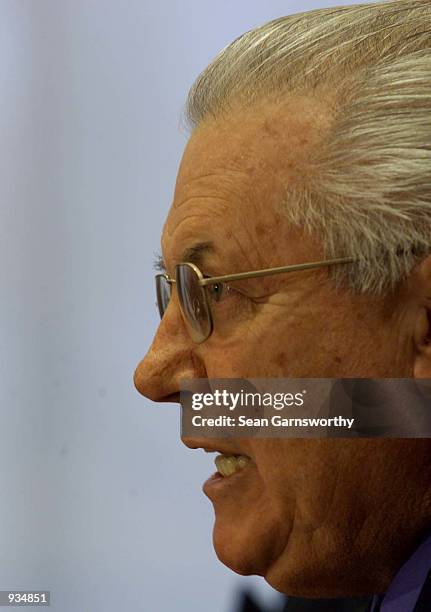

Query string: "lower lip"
[203, 467, 251, 499]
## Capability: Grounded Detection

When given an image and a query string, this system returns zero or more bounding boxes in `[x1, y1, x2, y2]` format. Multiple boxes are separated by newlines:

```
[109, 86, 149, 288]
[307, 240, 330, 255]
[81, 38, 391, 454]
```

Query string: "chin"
[211, 512, 289, 578]
[212, 520, 263, 576]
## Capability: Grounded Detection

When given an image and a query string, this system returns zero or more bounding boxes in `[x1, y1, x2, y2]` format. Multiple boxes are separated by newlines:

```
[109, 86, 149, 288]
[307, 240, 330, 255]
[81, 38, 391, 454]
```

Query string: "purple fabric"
[370, 594, 383, 611]
[372, 533, 431, 612]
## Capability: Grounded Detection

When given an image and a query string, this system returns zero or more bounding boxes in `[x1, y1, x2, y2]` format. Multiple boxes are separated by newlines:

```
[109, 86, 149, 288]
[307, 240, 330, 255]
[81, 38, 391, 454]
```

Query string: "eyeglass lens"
[175, 264, 212, 343]
[155, 275, 171, 319]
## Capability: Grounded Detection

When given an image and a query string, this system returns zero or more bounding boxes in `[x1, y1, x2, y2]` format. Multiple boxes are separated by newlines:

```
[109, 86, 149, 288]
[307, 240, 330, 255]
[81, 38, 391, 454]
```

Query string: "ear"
[412, 256, 431, 378]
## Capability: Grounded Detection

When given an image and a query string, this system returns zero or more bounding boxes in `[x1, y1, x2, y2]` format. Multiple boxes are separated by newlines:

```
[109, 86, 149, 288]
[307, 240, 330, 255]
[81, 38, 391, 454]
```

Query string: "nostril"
[156, 392, 181, 404]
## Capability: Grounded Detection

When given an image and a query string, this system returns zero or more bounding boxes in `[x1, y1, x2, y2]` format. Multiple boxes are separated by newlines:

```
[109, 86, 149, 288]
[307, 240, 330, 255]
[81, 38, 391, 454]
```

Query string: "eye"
[206, 282, 227, 303]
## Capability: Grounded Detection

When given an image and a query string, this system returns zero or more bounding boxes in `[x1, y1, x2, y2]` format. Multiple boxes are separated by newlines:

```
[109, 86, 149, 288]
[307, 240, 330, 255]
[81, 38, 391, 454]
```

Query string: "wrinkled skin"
[134, 96, 431, 597]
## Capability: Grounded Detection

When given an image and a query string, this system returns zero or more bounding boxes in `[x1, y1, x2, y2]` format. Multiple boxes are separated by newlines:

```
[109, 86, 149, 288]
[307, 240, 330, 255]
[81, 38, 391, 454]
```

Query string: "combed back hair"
[184, 0, 431, 294]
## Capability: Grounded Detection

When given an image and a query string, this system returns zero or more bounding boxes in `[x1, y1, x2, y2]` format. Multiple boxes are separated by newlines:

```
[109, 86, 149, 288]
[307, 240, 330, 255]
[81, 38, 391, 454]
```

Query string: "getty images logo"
[191, 389, 306, 411]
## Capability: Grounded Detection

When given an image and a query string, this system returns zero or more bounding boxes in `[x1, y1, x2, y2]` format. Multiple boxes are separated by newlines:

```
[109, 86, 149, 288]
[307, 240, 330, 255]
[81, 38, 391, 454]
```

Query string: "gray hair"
[185, 0, 431, 294]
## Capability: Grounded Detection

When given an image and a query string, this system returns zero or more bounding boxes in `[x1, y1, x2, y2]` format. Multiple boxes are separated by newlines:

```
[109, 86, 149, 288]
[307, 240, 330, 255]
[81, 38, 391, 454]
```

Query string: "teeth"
[215, 454, 250, 477]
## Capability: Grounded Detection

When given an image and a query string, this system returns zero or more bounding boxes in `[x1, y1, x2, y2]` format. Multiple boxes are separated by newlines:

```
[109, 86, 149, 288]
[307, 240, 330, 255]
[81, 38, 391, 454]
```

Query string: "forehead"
[162, 96, 331, 268]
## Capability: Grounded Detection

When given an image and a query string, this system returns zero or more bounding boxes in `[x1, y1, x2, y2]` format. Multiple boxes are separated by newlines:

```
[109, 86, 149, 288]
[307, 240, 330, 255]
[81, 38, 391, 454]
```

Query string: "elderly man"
[134, 0, 431, 610]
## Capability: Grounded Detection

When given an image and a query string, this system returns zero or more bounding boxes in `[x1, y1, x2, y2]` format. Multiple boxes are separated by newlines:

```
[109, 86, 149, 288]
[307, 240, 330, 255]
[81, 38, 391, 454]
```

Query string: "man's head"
[134, 0, 431, 598]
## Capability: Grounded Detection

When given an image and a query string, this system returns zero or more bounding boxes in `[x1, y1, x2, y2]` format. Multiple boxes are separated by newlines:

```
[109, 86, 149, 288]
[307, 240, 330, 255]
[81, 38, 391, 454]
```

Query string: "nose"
[133, 295, 206, 403]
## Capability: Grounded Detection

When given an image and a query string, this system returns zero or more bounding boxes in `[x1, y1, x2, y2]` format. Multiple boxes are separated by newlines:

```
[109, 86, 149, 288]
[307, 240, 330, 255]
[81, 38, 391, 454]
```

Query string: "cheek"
[244, 305, 395, 378]
[251, 440, 347, 532]
[205, 309, 314, 377]
[242, 312, 325, 377]
[249, 441, 298, 517]
[254, 440, 395, 534]
[203, 293, 398, 378]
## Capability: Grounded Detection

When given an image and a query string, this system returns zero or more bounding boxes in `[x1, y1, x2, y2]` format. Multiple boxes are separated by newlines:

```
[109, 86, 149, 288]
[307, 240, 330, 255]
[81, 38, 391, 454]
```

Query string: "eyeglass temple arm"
[199, 257, 356, 286]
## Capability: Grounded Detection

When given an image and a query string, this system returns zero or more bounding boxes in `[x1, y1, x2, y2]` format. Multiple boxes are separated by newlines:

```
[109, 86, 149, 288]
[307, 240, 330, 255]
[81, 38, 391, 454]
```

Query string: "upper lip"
[181, 437, 250, 457]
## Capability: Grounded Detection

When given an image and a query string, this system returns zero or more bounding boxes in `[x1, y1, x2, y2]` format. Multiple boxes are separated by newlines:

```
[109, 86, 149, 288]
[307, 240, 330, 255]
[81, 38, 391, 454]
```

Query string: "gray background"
[0, 1, 368, 610]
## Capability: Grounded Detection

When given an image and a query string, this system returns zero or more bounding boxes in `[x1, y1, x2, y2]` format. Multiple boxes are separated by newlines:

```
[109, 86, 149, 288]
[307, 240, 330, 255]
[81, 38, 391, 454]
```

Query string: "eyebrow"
[153, 241, 216, 273]
[153, 252, 166, 272]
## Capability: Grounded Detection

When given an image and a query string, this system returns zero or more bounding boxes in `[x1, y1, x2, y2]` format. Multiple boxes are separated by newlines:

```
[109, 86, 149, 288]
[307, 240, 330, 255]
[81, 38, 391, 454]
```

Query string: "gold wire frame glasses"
[155, 257, 356, 344]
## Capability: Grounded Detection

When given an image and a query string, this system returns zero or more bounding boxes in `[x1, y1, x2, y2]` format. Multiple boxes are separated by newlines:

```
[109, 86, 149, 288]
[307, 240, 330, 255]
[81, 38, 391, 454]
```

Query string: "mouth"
[184, 439, 252, 473]
[213, 453, 251, 477]
[203, 450, 255, 500]
[195, 445, 253, 478]
[182, 438, 255, 496]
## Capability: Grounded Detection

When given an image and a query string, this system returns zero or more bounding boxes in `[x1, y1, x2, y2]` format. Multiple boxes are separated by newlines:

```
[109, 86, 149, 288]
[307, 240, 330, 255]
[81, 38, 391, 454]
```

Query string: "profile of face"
[134, 95, 431, 598]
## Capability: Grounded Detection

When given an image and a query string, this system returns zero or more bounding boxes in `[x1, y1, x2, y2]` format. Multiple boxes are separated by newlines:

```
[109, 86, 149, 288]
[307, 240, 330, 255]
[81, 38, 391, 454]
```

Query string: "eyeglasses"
[156, 257, 356, 344]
